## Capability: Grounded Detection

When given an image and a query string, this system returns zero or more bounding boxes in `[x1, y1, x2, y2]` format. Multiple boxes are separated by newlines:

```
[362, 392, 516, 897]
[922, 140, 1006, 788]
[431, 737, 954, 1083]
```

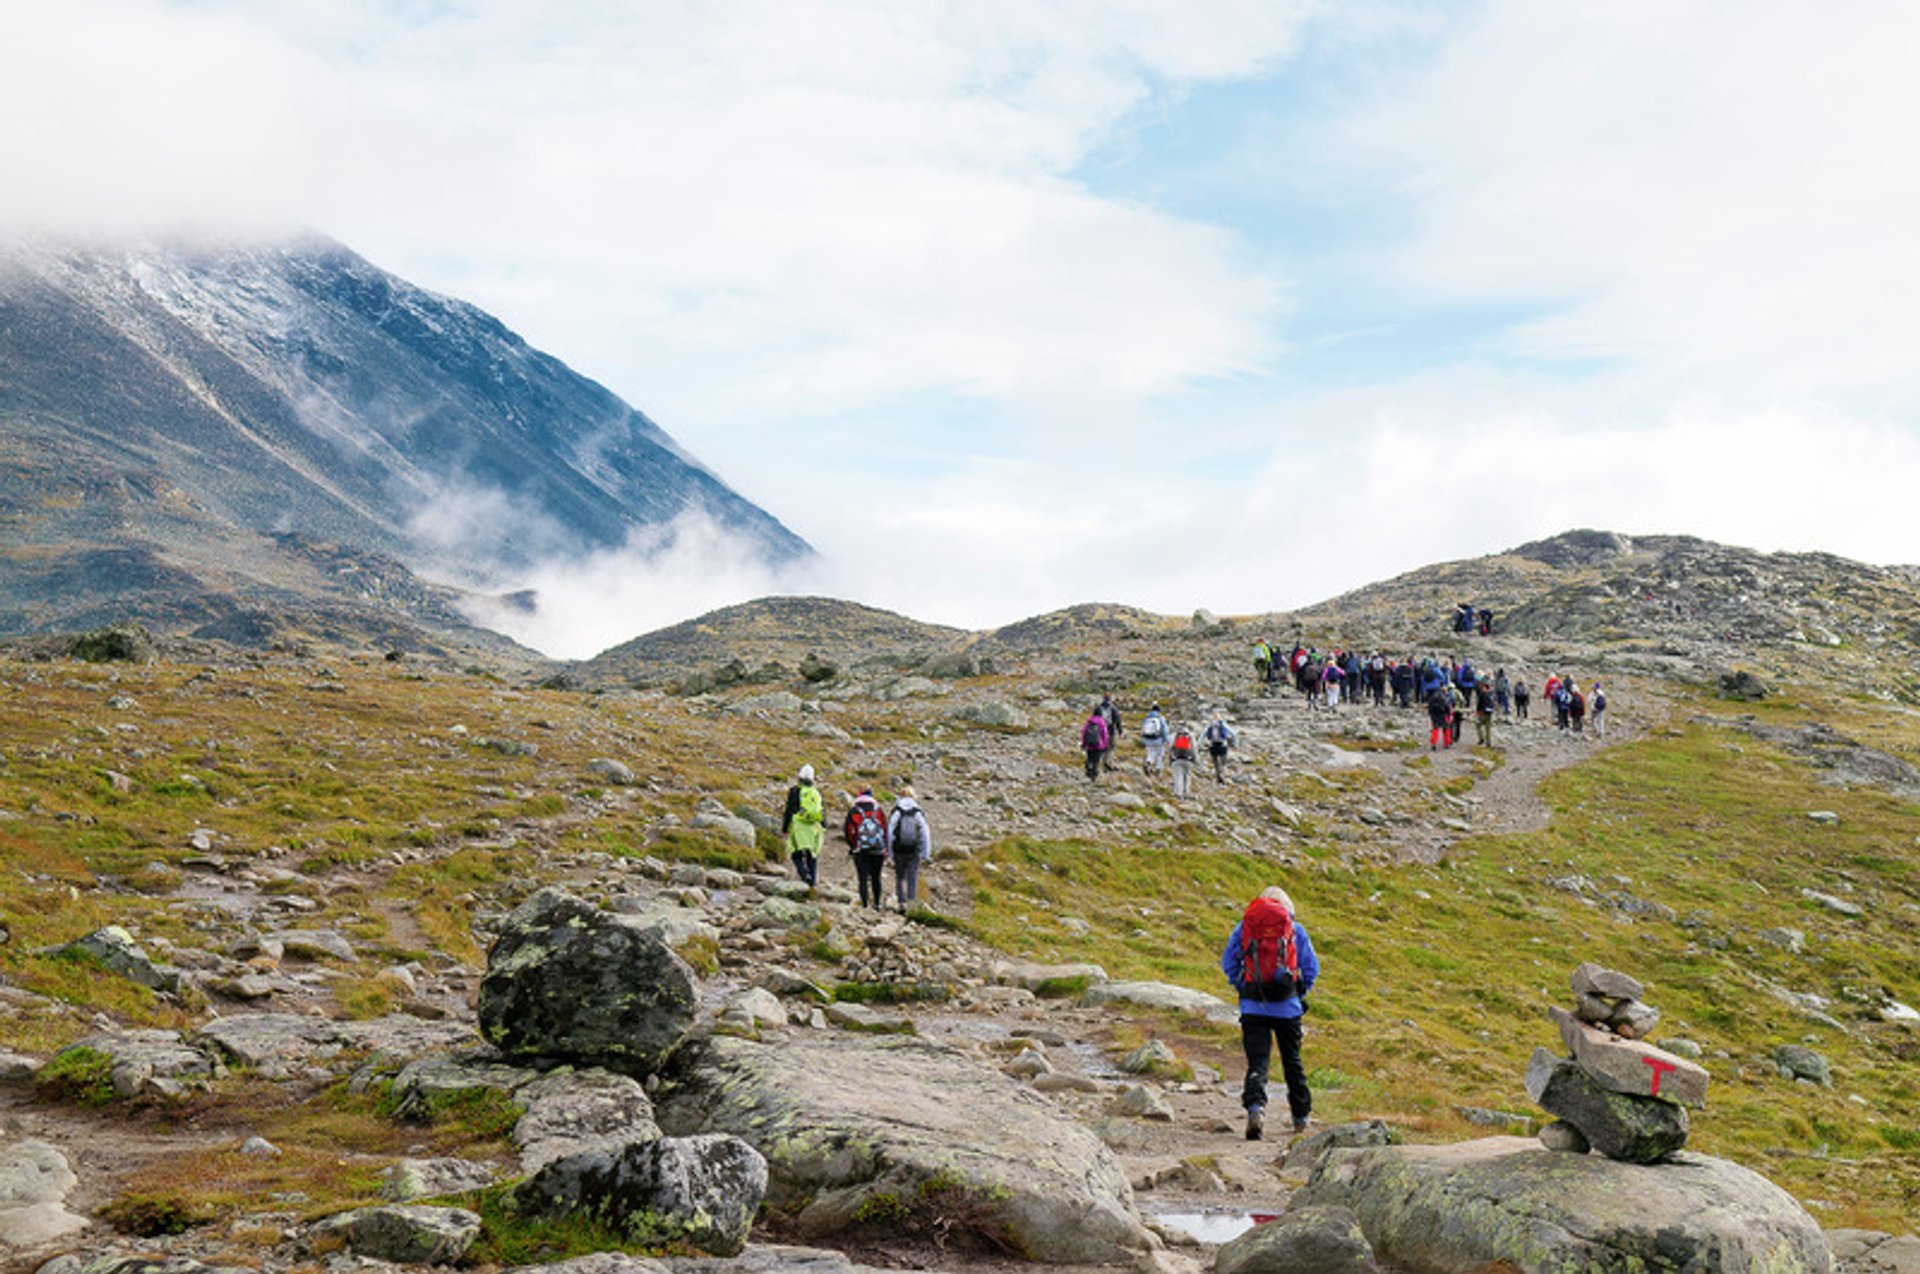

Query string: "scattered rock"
[1537, 1121, 1591, 1154]
[46, 926, 181, 993]
[1214, 1204, 1380, 1274]
[1113, 1084, 1174, 1122]
[1081, 980, 1235, 1024]
[1801, 888, 1864, 917]
[1119, 1040, 1180, 1075]
[273, 929, 357, 962]
[382, 1157, 498, 1202]
[1569, 962, 1643, 1002]
[237, 1136, 281, 1158]
[0, 1140, 88, 1249]
[513, 1134, 767, 1256]
[659, 1034, 1152, 1264]
[1759, 927, 1807, 953]
[1298, 1136, 1828, 1273]
[309, 1203, 480, 1264]
[1283, 1119, 1397, 1172]
[478, 889, 699, 1075]
[588, 758, 637, 786]
[1772, 1044, 1832, 1086]
[1807, 811, 1840, 825]
[955, 701, 1030, 729]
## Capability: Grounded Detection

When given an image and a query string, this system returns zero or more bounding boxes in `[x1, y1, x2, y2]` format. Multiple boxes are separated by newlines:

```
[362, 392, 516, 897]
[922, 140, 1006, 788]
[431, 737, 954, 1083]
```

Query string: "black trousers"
[853, 853, 886, 907]
[1241, 1014, 1311, 1121]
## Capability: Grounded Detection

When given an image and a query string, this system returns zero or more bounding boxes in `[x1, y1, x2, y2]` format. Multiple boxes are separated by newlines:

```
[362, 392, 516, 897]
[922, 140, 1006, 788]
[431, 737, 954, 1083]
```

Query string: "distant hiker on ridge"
[1223, 885, 1319, 1141]
[781, 764, 824, 888]
[1080, 704, 1110, 782]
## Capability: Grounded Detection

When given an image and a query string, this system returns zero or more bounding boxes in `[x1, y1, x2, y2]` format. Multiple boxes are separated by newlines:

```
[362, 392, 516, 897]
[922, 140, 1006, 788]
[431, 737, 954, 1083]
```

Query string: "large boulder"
[1525, 1049, 1688, 1165]
[47, 927, 181, 993]
[659, 1034, 1152, 1264]
[515, 1068, 663, 1172]
[479, 889, 698, 1074]
[0, 1140, 88, 1249]
[1296, 1136, 1830, 1273]
[512, 1134, 766, 1256]
[1214, 1204, 1380, 1274]
[308, 1204, 480, 1264]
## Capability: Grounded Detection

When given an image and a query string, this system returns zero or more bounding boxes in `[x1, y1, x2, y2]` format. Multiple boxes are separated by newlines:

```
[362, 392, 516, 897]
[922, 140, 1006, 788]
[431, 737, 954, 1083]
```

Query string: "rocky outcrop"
[1214, 1204, 1379, 1274]
[0, 1140, 88, 1250]
[1296, 1136, 1830, 1273]
[478, 889, 698, 1074]
[658, 1034, 1152, 1264]
[513, 1134, 767, 1256]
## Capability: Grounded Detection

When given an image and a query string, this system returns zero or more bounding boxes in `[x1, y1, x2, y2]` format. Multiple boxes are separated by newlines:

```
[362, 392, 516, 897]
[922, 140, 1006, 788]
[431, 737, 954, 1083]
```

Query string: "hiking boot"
[1244, 1107, 1264, 1141]
[1292, 1116, 1311, 1133]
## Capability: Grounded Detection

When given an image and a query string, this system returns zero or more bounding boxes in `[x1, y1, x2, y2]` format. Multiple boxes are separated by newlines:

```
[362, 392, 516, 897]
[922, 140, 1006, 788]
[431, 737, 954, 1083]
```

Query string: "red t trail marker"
[1643, 1055, 1678, 1096]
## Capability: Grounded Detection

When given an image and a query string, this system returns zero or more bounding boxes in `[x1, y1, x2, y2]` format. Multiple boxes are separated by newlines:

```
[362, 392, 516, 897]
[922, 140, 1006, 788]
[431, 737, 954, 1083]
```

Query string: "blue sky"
[7, 1, 1920, 656]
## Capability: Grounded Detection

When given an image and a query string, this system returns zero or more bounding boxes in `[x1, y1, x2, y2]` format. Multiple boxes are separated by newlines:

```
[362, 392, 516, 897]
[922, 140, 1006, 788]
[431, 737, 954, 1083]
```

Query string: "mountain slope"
[0, 233, 807, 644]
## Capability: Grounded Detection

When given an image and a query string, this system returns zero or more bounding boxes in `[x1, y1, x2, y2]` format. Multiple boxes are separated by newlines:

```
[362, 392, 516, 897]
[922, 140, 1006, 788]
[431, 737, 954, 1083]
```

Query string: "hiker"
[1474, 677, 1497, 747]
[1098, 695, 1123, 773]
[1169, 725, 1198, 799]
[1478, 607, 1494, 636]
[1222, 885, 1318, 1140]
[1392, 659, 1416, 708]
[1080, 705, 1110, 782]
[1253, 641, 1273, 691]
[1140, 703, 1171, 775]
[1204, 715, 1237, 783]
[1552, 678, 1573, 732]
[1425, 684, 1453, 750]
[888, 786, 933, 912]
[781, 764, 824, 888]
[1493, 668, 1512, 719]
[1367, 652, 1389, 706]
[1318, 660, 1342, 712]
[1591, 681, 1608, 738]
[844, 787, 889, 910]
[1569, 684, 1588, 735]
[1513, 678, 1531, 721]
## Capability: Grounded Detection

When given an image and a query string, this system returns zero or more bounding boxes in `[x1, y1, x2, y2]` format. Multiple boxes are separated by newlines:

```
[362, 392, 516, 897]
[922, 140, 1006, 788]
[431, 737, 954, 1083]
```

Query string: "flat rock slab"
[1550, 1008, 1709, 1107]
[659, 1034, 1152, 1265]
[0, 1139, 88, 1249]
[1297, 1136, 1829, 1273]
[195, 1013, 479, 1069]
[1081, 980, 1236, 1024]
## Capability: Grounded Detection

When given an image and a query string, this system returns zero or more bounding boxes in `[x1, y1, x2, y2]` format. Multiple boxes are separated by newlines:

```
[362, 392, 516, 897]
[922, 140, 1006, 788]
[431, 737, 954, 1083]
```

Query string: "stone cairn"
[1524, 962, 1710, 1164]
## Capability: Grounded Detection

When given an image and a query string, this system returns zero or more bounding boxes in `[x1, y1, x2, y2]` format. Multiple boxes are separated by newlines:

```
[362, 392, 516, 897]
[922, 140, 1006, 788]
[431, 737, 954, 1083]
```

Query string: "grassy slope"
[3, 653, 1918, 1230]
[960, 692, 1920, 1229]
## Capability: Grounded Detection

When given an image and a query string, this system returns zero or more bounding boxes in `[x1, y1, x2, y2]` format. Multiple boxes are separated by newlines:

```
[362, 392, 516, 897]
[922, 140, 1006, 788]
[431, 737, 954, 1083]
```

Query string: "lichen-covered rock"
[381, 1156, 498, 1202]
[1525, 1049, 1688, 1164]
[479, 889, 698, 1074]
[659, 1034, 1152, 1264]
[513, 1134, 766, 1256]
[1214, 1205, 1380, 1274]
[515, 1068, 662, 1172]
[1297, 1136, 1829, 1273]
[309, 1203, 480, 1264]
[48, 927, 180, 993]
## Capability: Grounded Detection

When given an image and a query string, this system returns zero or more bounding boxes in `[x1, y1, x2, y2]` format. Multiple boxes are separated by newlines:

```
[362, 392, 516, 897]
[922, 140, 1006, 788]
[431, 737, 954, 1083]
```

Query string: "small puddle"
[1150, 1210, 1277, 1245]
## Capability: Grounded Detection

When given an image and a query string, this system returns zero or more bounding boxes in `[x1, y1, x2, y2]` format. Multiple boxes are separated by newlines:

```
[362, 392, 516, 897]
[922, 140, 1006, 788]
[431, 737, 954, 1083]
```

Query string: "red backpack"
[1170, 732, 1195, 761]
[1237, 897, 1300, 1001]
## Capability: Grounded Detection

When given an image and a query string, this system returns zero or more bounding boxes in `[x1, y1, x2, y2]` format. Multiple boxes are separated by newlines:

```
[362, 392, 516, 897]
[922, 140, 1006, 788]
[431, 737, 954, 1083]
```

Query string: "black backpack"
[892, 809, 924, 854]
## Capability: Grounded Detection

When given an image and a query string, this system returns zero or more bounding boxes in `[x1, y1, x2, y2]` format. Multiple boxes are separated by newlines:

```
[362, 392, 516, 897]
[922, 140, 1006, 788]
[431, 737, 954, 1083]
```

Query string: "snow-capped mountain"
[0, 233, 808, 647]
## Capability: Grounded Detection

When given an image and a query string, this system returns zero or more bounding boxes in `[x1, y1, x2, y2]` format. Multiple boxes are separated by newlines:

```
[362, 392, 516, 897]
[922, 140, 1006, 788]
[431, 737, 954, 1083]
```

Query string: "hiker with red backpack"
[1222, 885, 1319, 1140]
[843, 787, 889, 910]
[1080, 705, 1110, 782]
[1168, 725, 1198, 799]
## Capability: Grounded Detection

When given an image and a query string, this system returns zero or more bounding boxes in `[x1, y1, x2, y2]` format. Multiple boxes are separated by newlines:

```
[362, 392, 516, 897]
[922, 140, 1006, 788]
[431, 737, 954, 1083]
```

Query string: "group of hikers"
[779, 764, 934, 911]
[1080, 694, 1236, 798]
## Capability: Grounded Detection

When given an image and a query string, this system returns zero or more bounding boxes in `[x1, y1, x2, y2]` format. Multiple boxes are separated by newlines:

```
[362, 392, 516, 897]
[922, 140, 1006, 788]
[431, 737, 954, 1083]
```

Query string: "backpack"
[796, 785, 823, 825]
[1594, 690, 1606, 711]
[1205, 722, 1231, 750]
[892, 808, 924, 855]
[1082, 717, 1108, 751]
[1237, 897, 1300, 1001]
[1171, 732, 1195, 761]
[1141, 715, 1165, 740]
[851, 805, 887, 855]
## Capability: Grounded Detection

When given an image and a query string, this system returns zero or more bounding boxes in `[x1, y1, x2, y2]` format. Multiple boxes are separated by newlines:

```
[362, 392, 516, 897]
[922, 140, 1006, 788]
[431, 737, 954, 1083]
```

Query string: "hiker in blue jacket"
[1222, 886, 1319, 1140]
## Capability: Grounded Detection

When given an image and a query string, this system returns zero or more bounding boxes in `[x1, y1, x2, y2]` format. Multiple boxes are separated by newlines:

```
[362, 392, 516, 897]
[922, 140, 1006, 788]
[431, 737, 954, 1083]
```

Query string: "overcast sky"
[6, 1, 1918, 657]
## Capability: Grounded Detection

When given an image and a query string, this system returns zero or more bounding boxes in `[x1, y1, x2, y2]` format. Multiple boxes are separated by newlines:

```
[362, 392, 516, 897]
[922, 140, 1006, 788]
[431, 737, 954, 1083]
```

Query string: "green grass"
[37, 1046, 118, 1106]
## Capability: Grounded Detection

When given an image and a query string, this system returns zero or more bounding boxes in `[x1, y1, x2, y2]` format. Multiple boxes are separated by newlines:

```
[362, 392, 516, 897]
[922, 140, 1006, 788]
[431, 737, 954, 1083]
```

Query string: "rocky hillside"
[0, 235, 808, 646]
[3, 535, 1920, 1273]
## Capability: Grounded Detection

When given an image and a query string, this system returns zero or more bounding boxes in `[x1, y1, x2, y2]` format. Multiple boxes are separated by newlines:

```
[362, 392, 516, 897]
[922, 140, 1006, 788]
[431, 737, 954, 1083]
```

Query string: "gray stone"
[1773, 1044, 1832, 1086]
[1525, 1049, 1688, 1164]
[824, 1002, 915, 1035]
[66, 1260, 253, 1274]
[0, 1050, 40, 1080]
[1298, 1137, 1829, 1274]
[1537, 1121, 1591, 1154]
[1759, 927, 1807, 953]
[1003, 1050, 1052, 1079]
[238, 1136, 281, 1157]
[1801, 888, 1864, 917]
[752, 897, 823, 931]
[587, 758, 637, 786]
[59, 1030, 219, 1099]
[1826, 1231, 1920, 1273]
[515, 1068, 663, 1172]
[194, 1012, 478, 1069]
[689, 812, 758, 850]
[48, 926, 181, 993]
[659, 1034, 1152, 1264]
[1081, 980, 1236, 1024]
[610, 897, 722, 948]
[479, 888, 699, 1075]
[991, 960, 1109, 992]
[499, 1256, 670, 1274]
[1569, 962, 1643, 1002]
[382, 1156, 498, 1201]
[1119, 1040, 1181, 1075]
[1215, 1204, 1380, 1274]
[1113, 1084, 1173, 1122]
[955, 700, 1030, 728]
[1572, 991, 1615, 1024]
[389, 1053, 539, 1117]
[309, 1203, 480, 1263]
[513, 1133, 767, 1256]
[727, 988, 788, 1030]
[273, 929, 357, 961]
[1551, 1008, 1709, 1107]
[0, 1140, 88, 1249]
[1606, 999, 1661, 1040]
[1807, 811, 1840, 825]
[1283, 1119, 1397, 1172]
